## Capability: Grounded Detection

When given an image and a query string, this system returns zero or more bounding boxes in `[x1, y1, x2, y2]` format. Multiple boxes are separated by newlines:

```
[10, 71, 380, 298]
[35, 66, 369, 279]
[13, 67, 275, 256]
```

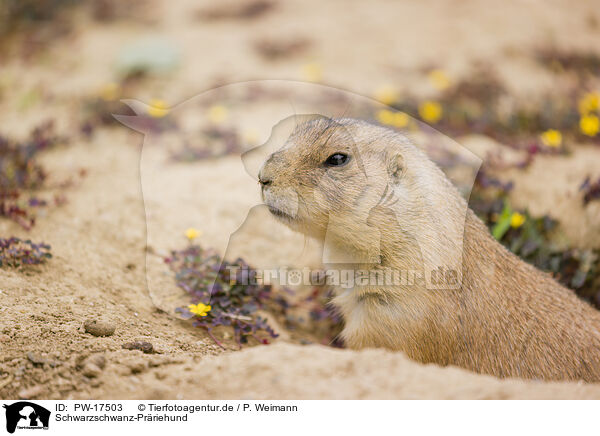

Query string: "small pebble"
[83, 319, 116, 337]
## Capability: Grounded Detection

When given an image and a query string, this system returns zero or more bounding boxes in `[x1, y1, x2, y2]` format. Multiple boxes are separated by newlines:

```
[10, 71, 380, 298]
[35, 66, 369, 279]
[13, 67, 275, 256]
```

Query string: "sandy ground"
[1, 0, 600, 399]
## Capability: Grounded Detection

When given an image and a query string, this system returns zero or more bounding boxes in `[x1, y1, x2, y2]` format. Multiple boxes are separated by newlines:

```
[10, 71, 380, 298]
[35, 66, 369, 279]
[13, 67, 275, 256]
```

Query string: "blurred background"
[1, 0, 600, 399]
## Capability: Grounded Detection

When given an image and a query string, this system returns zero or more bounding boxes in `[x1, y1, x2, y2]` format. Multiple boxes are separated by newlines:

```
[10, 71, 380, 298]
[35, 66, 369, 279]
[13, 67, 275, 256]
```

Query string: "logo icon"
[3, 402, 50, 434]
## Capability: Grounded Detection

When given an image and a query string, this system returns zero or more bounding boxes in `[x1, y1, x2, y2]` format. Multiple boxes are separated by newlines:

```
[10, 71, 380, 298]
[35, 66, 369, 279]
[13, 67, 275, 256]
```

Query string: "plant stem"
[206, 328, 226, 350]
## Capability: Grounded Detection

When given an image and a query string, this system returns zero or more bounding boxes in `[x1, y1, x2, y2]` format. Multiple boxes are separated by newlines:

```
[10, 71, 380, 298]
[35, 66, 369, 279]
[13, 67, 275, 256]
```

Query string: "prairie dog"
[258, 117, 600, 382]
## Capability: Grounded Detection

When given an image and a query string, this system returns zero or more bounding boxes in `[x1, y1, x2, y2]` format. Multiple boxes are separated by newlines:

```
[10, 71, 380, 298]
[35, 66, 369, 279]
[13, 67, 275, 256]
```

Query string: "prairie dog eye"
[324, 153, 350, 167]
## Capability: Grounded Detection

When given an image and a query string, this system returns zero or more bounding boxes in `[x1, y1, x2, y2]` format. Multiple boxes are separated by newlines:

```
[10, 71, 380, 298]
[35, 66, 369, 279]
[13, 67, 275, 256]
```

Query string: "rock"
[83, 319, 116, 337]
[122, 341, 154, 354]
[0, 334, 10, 342]
[18, 385, 44, 399]
[82, 363, 102, 378]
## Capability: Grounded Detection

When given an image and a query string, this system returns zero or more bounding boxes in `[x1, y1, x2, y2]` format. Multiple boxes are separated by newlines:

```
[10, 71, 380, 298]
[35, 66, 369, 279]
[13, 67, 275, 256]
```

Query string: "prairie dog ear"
[387, 153, 404, 182]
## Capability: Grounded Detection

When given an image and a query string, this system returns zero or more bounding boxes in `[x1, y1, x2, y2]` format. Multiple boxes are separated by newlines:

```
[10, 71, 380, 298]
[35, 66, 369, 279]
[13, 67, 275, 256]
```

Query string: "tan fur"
[259, 117, 600, 382]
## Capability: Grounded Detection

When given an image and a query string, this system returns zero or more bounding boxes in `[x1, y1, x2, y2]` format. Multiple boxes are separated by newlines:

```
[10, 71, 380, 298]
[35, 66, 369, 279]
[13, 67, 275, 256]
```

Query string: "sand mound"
[92, 343, 600, 400]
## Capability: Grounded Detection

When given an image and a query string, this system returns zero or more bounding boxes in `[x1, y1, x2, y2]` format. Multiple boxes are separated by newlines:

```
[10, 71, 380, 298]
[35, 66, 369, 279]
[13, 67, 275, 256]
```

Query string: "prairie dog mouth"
[262, 187, 300, 222]
[267, 205, 295, 221]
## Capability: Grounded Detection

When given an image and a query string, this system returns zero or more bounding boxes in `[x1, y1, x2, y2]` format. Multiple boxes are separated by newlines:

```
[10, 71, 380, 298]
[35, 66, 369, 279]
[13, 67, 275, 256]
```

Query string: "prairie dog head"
[258, 117, 424, 259]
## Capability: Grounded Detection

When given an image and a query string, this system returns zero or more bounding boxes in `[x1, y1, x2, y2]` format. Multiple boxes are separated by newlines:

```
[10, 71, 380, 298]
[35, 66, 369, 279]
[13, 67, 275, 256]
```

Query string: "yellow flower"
[375, 110, 410, 128]
[510, 212, 526, 228]
[540, 129, 562, 148]
[208, 104, 228, 124]
[391, 112, 410, 128]
[419, 101, 443, 123]
[147, 99, 169, 118]
[578, 92, 600, 115]
[99, 82, 119, 101]
[301, 62, 322, 82]
[188, 303, 211, 317]
[376, 109, 394, 125]
[185, 227, 201, 240]
[428, 69, 451, 91]
[580, 114, 599, 137]
[374, 84, 399, 105]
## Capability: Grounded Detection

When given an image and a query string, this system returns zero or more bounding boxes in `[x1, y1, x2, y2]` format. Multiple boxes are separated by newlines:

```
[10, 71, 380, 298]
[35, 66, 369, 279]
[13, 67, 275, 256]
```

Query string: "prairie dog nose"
[258, 175, 272, 187]
[258, 155, 278, 187]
